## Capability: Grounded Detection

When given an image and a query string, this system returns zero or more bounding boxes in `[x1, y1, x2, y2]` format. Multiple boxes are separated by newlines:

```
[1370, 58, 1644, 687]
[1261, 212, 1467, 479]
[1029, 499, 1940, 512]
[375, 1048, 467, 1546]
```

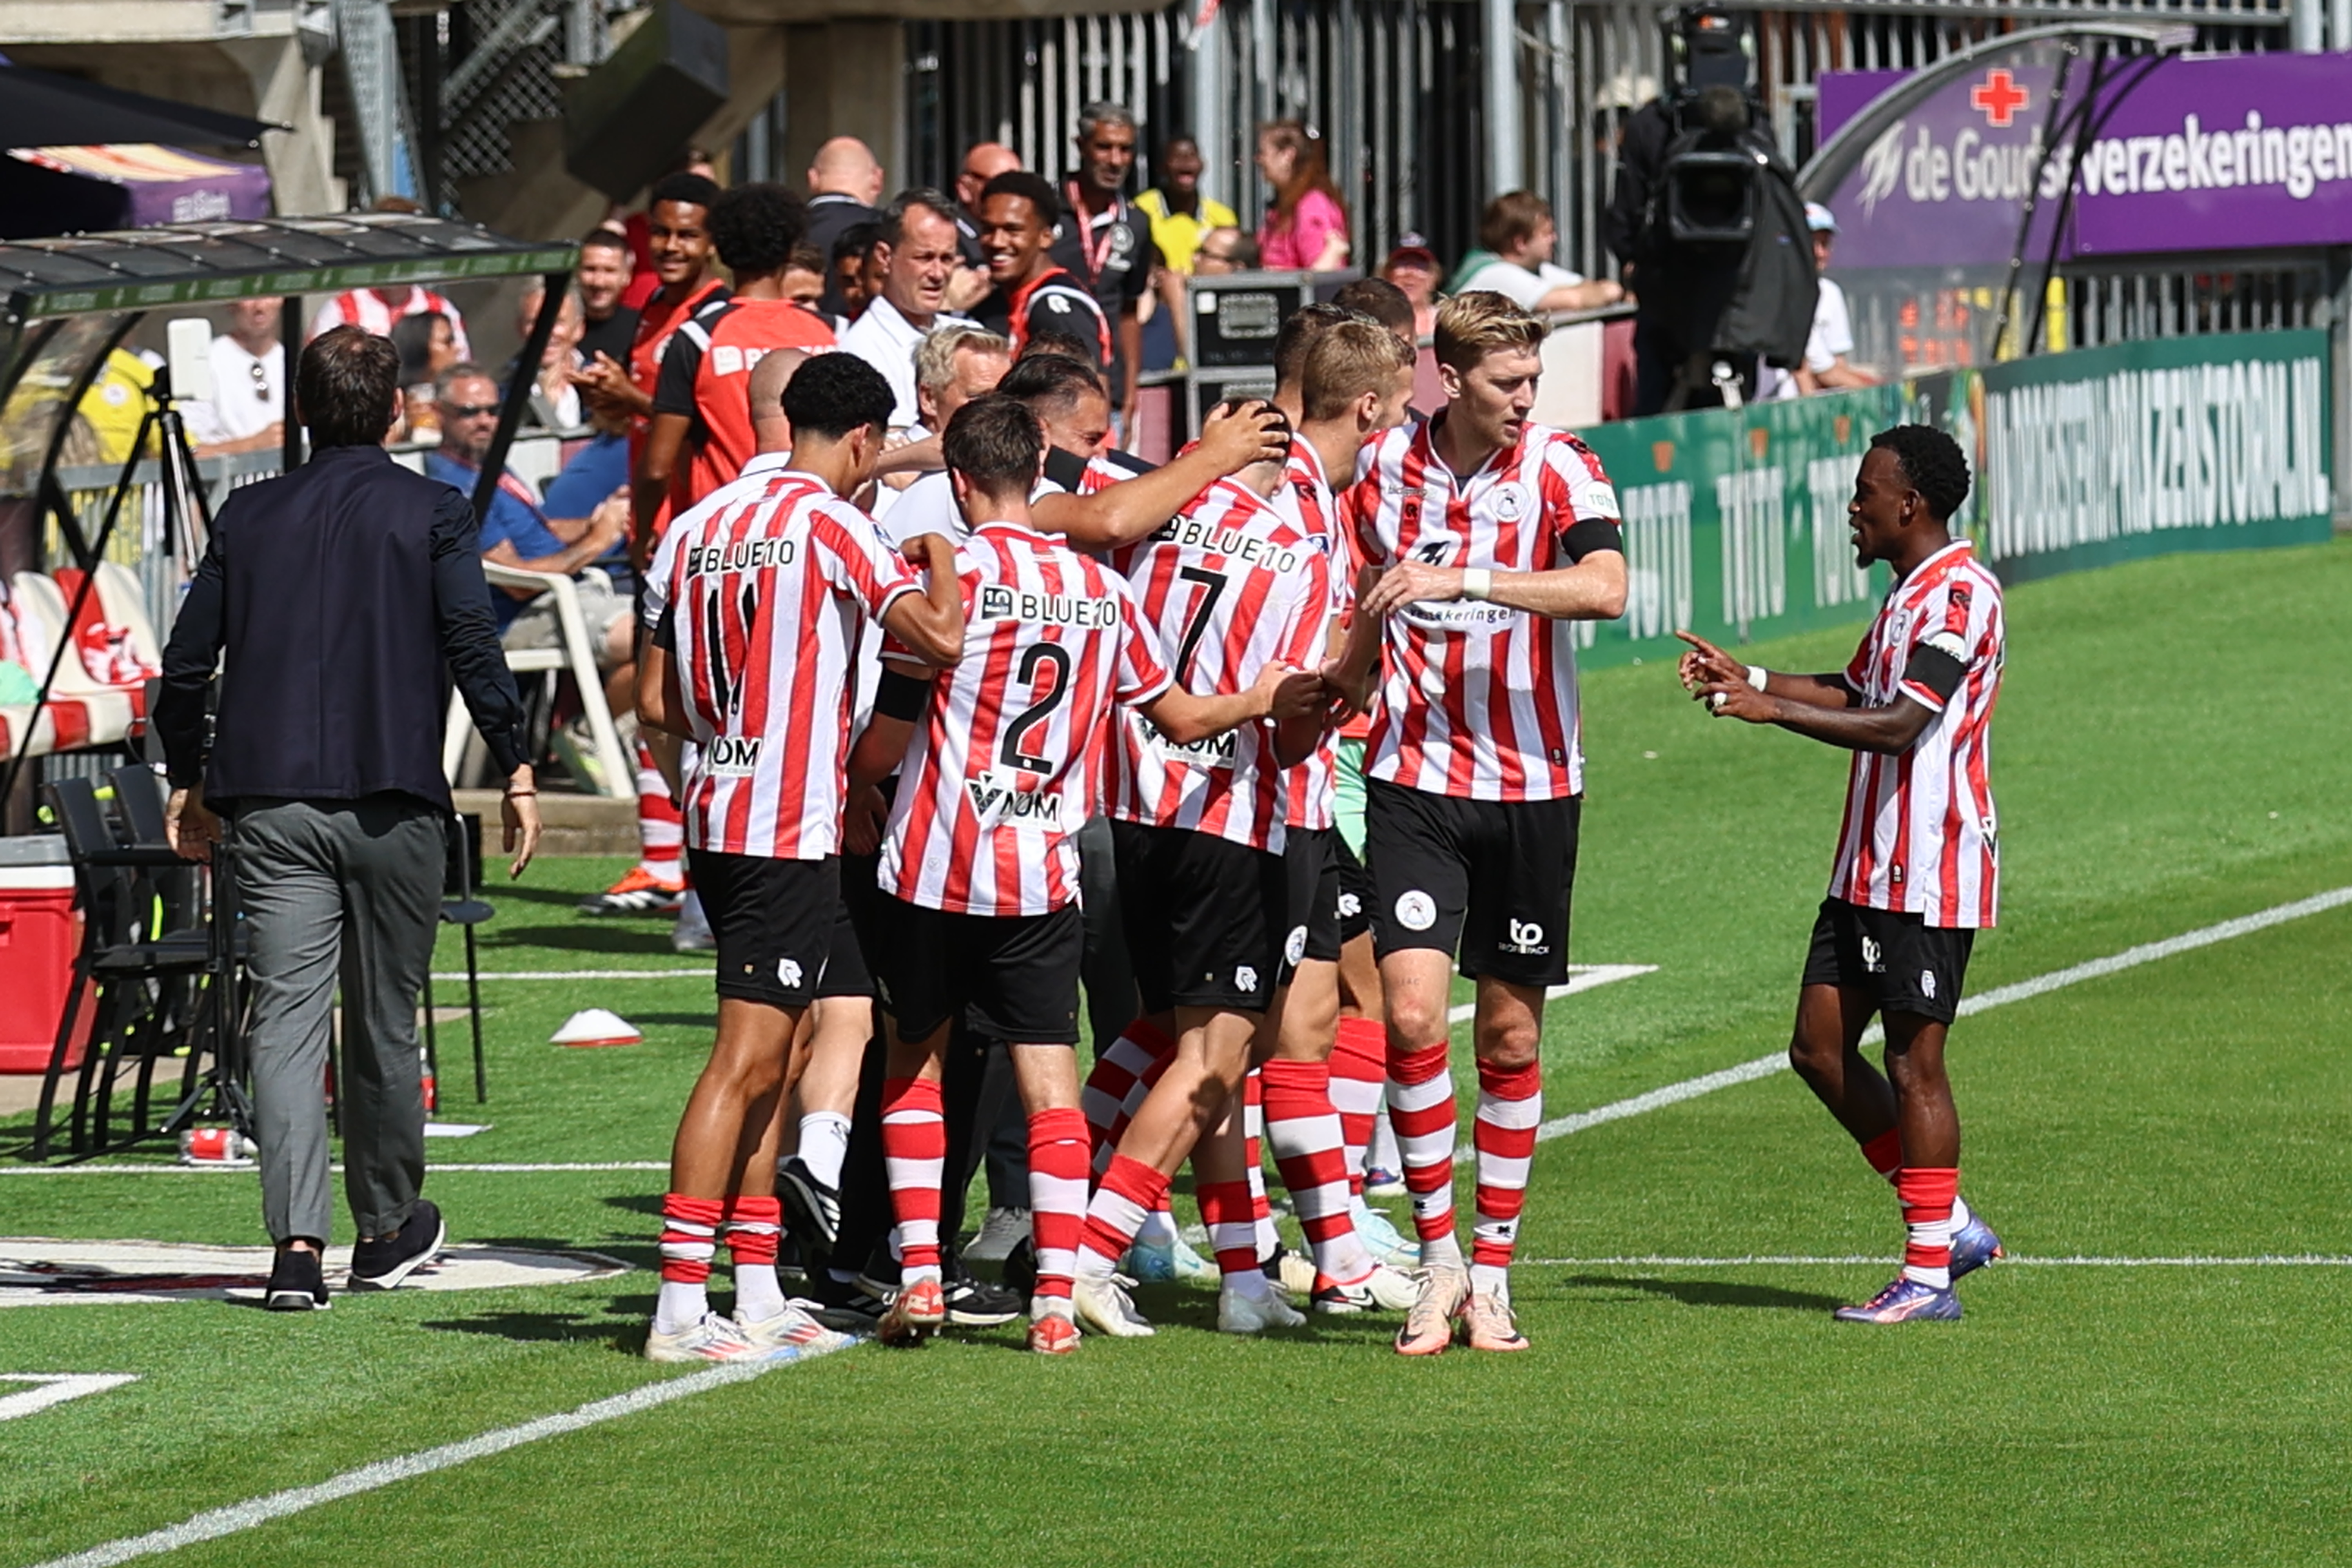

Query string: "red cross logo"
[1970, 69, 2029, 129]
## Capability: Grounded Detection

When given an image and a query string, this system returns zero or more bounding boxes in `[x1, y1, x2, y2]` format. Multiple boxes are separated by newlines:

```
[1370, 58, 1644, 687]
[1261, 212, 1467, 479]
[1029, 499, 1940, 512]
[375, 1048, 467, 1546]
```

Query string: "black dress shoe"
[264, 1246, 330, 1311]
[349, 1199, 447, 1292]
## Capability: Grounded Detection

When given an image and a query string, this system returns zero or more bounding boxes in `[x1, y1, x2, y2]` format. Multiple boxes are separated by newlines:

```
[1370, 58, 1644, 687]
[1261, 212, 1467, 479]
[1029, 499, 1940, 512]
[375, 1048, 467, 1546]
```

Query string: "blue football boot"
[1833, 1275, 1963, 1323]
[1948, 1211, 2005, 1281]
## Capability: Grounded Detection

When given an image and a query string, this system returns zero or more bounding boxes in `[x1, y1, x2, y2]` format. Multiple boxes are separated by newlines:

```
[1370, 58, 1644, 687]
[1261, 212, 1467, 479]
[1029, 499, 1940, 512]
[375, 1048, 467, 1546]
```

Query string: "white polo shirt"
[838, 296, 972, 428]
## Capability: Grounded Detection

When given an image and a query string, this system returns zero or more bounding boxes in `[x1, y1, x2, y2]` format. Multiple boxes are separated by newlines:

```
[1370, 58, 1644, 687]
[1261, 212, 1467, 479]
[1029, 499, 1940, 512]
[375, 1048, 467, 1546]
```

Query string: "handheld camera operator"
[1604, 5, 1816, 414]
[156, 326, 543, 1313]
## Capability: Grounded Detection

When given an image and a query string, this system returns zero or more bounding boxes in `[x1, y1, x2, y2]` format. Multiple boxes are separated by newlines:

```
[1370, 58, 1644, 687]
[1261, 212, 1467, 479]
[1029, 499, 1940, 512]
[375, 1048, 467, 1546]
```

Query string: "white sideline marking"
[1521, 1254, 2352, 1269]
[1497, 884, 2352, 1154]
[0, 1162, 671, 1177]
[25, 1359, 788, 1568]
[0, 1374, 138, 1423]
[428, 968, 704, 982]
[1443, 963, 1658, 1024]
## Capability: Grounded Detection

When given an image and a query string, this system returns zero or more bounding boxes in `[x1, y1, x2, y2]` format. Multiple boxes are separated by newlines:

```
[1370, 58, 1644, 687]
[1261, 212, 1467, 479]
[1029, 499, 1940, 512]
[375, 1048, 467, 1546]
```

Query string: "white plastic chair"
[441, 562, 635, 800]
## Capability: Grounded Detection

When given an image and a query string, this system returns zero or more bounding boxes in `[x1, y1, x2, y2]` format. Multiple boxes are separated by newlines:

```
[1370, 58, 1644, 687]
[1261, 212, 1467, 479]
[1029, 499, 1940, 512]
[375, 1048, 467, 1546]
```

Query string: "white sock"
[1031, 1292, 1074, 1322]
[735, 1264, 786, 1323]
[1222, 1267, 1273, 1299]
[1949, 1192, 1974, 1232]
[653, 1280, 707, 1335]
[1134, 1206, 1178, 1249]
[1369, 1104, 1402, 1173]
[903, 1262, 943, 1288]
[1469, 1262, 1510, 1301]
[1420, 1231, 1465, 1271]
[798, 1111, 851, 1189]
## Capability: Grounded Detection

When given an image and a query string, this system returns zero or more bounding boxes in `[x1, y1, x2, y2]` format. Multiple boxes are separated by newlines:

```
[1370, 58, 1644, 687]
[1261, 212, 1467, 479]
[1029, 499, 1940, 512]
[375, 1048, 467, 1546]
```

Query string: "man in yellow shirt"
[1134, 136, 1237, 276]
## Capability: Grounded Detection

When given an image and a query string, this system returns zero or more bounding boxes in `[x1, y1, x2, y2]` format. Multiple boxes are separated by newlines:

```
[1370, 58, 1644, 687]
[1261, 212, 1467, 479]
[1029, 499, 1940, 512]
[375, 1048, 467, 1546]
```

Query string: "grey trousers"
[232, 795, 444, 1245]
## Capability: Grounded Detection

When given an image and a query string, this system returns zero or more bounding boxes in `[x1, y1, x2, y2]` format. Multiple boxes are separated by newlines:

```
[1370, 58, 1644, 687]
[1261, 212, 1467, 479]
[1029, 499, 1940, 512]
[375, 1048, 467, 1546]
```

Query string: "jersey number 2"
[999, 642, 1072, 775]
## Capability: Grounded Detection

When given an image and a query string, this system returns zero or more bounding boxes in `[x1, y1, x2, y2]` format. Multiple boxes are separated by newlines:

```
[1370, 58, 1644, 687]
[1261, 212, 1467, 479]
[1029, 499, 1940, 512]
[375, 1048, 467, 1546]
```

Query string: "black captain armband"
[1901, 635, 1969, 707]
[1561, 515, 1625, 563]
[874, 667, 933, 721]
[650, 604, 677, 653]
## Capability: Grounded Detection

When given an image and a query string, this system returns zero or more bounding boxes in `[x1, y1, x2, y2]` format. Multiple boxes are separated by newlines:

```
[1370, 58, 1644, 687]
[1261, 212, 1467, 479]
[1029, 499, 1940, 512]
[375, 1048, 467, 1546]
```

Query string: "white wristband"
[1461, 568, 1494, 602]
[1746, 665, 1767, 691]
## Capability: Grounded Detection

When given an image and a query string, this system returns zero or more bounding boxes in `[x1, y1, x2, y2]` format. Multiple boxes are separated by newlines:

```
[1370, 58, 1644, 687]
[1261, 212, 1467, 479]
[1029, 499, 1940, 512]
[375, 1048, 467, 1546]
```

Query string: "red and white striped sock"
[1261, 1058, 1373, 1285]
[1327, 1016, 1388, 1196]
[655, 1192, 722, 1333]
[1470, 1058, 1542, 1298]
[1196, 1178, 1262, 1285]
[1080, 1019, 1174, 1176]
[880, 1076, 947, 1286]
[633, 739, 683, 883]
[1861, 1128, 1972, 1230]
[1026, 1107, 1089, 1308]
[1387, 1041, 1460, 1261]
[1077, 1154, 1170, 1281]
[1243, 1069, 1279, 1258]
[721, 1194, 785, 1322]
[1898, 1166, 1960, 1289]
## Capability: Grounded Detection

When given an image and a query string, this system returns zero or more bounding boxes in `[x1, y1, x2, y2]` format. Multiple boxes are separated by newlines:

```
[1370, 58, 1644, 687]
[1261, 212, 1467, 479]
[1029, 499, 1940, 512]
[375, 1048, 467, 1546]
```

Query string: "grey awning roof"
[0, 214, 575, 322]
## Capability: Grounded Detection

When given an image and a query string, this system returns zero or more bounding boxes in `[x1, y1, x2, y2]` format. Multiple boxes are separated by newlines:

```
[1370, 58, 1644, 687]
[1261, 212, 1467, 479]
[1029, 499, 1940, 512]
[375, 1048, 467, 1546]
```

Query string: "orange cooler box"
[0, 835, 88, 1074]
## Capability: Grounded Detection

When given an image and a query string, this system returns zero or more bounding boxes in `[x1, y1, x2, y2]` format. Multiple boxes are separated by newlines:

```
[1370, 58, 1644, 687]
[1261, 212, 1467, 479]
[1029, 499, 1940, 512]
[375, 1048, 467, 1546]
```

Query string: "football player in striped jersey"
[1681, 425, 2006, 1324]
[1345, 292, 1629, 1354]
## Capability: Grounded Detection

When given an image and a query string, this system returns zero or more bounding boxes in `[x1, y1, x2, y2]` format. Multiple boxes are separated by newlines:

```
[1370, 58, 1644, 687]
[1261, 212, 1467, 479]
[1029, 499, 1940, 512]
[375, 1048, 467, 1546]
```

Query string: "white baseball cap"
[1804, 201, 1839, 234]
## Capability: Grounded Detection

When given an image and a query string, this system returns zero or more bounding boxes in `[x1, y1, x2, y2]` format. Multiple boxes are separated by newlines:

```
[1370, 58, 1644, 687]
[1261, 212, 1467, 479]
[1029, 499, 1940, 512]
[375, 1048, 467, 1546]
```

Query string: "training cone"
[551, 1007, 641, 1048]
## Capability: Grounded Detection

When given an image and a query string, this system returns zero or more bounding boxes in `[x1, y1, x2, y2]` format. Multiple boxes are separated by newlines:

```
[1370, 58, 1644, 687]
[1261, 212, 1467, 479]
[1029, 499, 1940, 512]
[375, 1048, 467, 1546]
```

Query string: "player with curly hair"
[1678, 424, 2007, 1325]
[645, 181, 841, 511]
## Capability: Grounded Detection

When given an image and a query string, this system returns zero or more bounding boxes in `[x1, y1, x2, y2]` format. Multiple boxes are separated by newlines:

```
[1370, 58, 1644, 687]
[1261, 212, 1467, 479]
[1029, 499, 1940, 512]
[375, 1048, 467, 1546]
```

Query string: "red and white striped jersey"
[1347, 419, 1622, 802]
[1266, 437, 1347, 829]
[1106, 478, 1328, 851]
[881, 519, 1174, 916]
[309, 287, 471, 358]
[1829, 540, 2006, 928]
[645, 460, 920, 859]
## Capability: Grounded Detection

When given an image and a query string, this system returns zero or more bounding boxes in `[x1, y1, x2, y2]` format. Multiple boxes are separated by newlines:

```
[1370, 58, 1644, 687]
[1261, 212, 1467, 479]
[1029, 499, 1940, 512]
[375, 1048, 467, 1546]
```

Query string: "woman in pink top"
[1254, 122, 1352, 273]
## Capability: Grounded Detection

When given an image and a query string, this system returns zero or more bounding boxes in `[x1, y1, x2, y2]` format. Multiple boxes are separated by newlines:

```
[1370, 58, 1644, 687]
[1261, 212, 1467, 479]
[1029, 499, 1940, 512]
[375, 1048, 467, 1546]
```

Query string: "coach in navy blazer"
[155, 325, 541, 1310]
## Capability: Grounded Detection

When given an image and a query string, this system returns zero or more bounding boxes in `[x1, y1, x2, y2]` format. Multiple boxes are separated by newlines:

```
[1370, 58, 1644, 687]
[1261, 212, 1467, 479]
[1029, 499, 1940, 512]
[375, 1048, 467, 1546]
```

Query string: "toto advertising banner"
[1818, 54, 2352, 267]
[1560, 330, 2330, 670]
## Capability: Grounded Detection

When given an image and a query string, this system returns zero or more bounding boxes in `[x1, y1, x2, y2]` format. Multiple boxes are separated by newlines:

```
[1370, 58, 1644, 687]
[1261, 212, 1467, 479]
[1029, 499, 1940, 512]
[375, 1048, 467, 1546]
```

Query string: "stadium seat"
[32, 775, 219, 1159]
[440, 561, 635, 800]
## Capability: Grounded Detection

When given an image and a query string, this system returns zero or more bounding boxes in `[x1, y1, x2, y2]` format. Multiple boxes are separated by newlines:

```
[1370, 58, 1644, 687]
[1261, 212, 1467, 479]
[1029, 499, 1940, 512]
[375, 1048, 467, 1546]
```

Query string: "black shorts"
[1364, 778, 1581, 989]
[1332, 830, 1372, 944]
[1113, 820, 1288, 1014]
[1280, 828, 1345, 981]
[687, 848, 837, 1010]
[815, 895, 873, 1001]
[1800, 897, 1975, 1026]
[874, 898, 1083, 1045]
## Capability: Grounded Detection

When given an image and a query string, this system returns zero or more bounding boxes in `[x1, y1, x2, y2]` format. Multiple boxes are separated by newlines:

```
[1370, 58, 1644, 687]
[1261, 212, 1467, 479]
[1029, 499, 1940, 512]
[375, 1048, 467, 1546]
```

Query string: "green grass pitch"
[3, 540, 2349, 1566]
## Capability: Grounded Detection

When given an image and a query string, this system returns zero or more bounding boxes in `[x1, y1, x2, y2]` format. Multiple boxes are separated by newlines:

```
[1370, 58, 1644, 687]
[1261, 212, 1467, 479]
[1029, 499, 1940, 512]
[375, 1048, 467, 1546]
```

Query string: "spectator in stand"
[1453, 191, 1624, 314]
[509, 283, 586, 428]
[425, 365, 630, 637]
[830, 221, 886, 327]
[951, 140, 1022, 274]
[1379, 232, 1443, 340]
[780, 243, 830, 313]
[973, 171, 1113, 379]
[1136, 134, 1236, 277]
[310, 281, 472, 356]
[840, 187, 975, 428]
[574, 229, 639, 368]
[1193, 228, 1257, 275]
[804, 136, 886, 314]
[182, 298, 285, 456]
[1255, 121, 1350, 273]
[390, 310, 459, 442]
[1780, 203, 1876, 397]
[1052, 103, 1157, 442]
[620, 148, 718, 312]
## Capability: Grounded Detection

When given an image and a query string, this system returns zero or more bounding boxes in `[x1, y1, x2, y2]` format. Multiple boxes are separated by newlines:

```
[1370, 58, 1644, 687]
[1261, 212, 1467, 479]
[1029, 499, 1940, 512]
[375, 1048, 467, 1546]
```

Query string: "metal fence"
[905, 0, 2301, 331]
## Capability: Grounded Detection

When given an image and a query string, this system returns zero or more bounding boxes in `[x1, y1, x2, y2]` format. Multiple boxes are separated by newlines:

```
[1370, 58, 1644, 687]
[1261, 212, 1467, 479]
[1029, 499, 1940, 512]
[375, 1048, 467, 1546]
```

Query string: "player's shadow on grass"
[422, 1307, 642, 1353]
[484, 924, 691, 957]
[1557, 1274, 1845, 1313]
[626, 1013, 718, 1029]
[469, 882, 612, 912]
